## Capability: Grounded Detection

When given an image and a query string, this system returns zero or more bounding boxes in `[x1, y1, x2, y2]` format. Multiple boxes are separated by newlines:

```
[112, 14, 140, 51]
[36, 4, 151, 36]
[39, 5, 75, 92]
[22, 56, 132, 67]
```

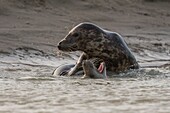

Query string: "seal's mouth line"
[58, 47, 72, 52]
[97, 62, 104, 73]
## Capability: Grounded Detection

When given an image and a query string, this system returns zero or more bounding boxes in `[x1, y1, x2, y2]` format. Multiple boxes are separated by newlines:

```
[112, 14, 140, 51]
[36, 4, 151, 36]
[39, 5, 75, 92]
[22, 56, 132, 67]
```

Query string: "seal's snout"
[57, 41, 62, 50]
[57, 39, 67, 50]
[57, 37, 79, 52]
[58, 45, 61, 50]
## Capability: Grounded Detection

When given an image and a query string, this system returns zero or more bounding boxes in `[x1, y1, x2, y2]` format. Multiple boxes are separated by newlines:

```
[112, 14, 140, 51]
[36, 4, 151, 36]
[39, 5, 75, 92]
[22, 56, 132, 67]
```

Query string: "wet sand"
[0, 0, 170, 113]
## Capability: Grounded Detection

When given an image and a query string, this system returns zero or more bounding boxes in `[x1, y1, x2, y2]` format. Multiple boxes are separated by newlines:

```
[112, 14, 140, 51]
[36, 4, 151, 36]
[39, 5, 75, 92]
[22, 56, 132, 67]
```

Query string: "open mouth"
[97, 62, 105, 73]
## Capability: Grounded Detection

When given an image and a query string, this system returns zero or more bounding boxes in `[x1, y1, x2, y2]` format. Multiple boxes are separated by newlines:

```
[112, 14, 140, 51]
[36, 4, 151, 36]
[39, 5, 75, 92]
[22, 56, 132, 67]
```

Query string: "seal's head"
[58, 22, 107, 52]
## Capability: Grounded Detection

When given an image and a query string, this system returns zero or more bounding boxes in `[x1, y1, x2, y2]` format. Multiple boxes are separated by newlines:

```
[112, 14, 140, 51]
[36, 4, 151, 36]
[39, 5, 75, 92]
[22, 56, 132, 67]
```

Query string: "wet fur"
[58, 22, 139, 75]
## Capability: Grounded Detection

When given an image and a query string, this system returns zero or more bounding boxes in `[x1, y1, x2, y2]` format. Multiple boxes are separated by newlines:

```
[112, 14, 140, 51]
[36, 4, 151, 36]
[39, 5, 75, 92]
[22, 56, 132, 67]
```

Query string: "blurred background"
[0, 0, 170, 54]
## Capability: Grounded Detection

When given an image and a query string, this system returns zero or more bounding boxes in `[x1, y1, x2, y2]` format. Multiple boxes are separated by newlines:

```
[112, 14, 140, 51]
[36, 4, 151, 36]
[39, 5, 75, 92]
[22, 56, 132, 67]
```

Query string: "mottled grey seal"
[56, 22, 139, 76]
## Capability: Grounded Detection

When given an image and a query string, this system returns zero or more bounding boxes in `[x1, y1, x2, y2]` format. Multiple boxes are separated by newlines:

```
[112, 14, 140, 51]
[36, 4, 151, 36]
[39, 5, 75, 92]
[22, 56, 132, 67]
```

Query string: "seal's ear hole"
[72, 33, 79, 37]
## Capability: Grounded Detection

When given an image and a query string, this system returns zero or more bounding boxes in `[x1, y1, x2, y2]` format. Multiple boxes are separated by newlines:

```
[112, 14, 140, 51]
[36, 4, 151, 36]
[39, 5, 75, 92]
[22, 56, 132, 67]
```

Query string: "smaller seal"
[82, 60, 107, 79]
[52, 60, 106, 79]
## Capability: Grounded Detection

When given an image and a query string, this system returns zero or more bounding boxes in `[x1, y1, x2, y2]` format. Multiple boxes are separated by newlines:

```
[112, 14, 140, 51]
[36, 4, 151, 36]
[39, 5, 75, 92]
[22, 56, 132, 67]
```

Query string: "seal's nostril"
[58, 45, 61, 50]
[57, 42, 61, 49]
[57, 41, 62, 49]
[58, 41, 62, 45]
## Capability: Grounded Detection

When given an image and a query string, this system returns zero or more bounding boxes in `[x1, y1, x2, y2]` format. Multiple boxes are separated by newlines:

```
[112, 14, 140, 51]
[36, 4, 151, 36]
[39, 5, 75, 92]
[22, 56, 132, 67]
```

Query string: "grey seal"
[56, 22, 139, 77]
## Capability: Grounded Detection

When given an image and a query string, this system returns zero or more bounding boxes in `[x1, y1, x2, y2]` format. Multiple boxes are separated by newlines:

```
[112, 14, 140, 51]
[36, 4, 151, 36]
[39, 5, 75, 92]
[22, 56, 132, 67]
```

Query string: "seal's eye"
[72, 33, 79, 37]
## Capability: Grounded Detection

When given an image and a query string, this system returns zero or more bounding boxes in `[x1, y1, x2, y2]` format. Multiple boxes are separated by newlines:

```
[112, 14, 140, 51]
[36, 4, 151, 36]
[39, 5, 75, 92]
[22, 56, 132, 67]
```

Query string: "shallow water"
[0, 48, 170, 113]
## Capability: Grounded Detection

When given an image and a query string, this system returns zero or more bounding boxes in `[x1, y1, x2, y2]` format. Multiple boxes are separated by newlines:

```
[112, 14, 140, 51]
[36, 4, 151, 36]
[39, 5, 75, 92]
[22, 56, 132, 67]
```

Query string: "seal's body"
[57, 22, 139, 76]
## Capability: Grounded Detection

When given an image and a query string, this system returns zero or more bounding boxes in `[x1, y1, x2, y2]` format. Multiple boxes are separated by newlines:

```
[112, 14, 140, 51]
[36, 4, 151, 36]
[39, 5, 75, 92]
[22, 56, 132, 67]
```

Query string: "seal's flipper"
[52, 64, 75, 76]
[67, 53, 88, 76]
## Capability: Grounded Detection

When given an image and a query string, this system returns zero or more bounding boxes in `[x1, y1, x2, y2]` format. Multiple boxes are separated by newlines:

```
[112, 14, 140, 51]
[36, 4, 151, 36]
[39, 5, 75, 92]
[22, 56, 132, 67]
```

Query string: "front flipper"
[52, 64, 75, 76]
[68, 52, 88, 76]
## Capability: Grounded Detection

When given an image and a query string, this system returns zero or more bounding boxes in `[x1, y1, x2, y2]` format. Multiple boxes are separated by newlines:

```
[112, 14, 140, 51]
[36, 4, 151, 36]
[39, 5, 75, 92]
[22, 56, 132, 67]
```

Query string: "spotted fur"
[58, 22, 139, 74]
